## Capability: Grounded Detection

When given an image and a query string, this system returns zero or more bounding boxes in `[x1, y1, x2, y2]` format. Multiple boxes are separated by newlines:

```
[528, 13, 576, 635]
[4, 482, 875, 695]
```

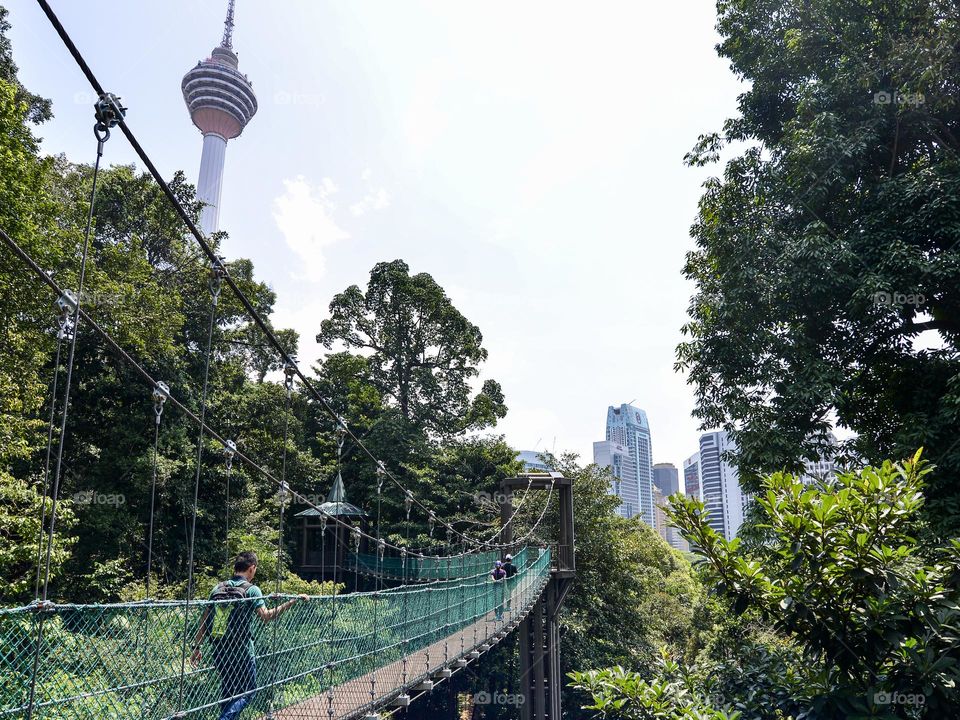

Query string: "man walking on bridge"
[502, 553, 518, 614]
[491, 560, 507, 620]
[191, 551, 308, 720]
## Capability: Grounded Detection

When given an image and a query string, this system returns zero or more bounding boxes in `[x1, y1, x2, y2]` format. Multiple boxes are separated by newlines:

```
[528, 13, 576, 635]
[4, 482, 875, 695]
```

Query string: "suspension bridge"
[1, 2, 576, 719]
[0, 537, 573, 719]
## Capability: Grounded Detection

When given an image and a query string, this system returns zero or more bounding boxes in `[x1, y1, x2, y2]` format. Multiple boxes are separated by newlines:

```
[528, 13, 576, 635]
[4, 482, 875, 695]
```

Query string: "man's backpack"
[207, 581, 252, 642]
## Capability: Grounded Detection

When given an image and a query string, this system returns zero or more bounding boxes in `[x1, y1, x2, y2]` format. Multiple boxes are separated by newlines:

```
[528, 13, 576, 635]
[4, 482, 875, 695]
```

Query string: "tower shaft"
[197, 133, 228, 236]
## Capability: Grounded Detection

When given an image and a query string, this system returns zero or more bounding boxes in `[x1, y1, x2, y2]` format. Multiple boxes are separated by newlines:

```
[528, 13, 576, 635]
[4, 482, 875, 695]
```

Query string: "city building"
[182, 0, 258, 236]
[683, 452, 701, 501]
[800, 432, 840, 485]
[698, 431, 750, 541]
[593, 440, 631, 516]
[653, 463, 680, 497]
[517, 450, 552, 472]
[653, 486, 669, 537]
[601, 404, 655, 526]
[653, 463, 687, 551]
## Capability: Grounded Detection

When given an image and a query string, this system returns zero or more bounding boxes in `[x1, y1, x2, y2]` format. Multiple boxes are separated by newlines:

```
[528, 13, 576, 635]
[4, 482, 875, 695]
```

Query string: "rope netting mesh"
[351, 547, 529, 581]
[0, 548, 550, 719]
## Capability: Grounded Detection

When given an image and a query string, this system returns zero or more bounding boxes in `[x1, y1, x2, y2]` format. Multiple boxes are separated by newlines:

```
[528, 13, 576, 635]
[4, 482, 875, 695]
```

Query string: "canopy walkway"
[350, 548, 529, 582]
[3, 5, 577, 719]
[0, 550, 551, 720]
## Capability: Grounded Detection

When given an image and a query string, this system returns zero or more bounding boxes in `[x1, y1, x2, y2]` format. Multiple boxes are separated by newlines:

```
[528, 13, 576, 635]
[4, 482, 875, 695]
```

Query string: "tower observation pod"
[181, 0, 257, 236]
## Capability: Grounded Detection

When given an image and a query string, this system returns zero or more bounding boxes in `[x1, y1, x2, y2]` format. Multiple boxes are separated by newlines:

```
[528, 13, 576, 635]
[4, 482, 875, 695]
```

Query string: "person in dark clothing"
[502, 554, 518, 613]
[490, 560, 507, 620]
[191, 551, 308, 720]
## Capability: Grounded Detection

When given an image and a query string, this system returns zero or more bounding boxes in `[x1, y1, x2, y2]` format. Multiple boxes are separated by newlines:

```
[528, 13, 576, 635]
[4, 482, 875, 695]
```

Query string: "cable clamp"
[283, 360, 297, 391]
[57, 289, 78, 316]
[223, 439, 237, 470]
[29, 599, 56, 613]
[93, 92, 126, 141]
[152, 381, 169, 422]
[208, 260, 227, 300]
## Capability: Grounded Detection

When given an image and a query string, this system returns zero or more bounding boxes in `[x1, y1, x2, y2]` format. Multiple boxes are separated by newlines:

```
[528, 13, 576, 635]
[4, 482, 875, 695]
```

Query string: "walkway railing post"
[425, 586, 432, 678]
[401, 547, 409, 693]
[444, 555, 451, 664]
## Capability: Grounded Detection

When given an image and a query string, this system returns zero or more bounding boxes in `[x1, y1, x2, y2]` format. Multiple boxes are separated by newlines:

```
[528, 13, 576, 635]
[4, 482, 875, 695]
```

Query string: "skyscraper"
[653, 485, 668, 536]
[652, 463, 687, 550]
[603, 404, 655, 526]
[182, 0, 258, 236]
[593, 440, 631, 517]
[683, 452, 701, 501]
[652, 463, 680, 497]
[698, 431, 749, 540]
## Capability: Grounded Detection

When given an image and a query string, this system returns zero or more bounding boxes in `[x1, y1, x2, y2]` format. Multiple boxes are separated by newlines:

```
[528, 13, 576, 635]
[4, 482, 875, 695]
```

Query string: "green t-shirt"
[208, 577, 267, 659]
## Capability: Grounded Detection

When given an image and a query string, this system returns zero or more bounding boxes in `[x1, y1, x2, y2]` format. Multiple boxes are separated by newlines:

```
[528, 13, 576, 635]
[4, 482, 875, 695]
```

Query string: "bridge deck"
[269, 578, 548, 719]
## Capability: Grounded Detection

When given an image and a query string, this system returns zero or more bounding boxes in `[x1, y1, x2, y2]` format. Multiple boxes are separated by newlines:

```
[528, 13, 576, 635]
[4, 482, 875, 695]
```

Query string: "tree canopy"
[676, 0, 960, 534]
[574, 454, 960, 719]
[317, 259, 506, 436]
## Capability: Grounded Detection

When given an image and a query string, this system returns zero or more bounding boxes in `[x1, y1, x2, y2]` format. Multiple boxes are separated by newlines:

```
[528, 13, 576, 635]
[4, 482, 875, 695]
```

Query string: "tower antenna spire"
[221, 0, 236, 49]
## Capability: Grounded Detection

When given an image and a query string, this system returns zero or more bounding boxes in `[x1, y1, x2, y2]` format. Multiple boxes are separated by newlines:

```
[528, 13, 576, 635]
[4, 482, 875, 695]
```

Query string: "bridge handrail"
[0, 548, 551, 719]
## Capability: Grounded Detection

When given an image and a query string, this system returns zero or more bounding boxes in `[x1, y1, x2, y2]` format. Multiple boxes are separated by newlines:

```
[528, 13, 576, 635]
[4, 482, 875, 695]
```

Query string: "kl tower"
[182, 0, 258, 236]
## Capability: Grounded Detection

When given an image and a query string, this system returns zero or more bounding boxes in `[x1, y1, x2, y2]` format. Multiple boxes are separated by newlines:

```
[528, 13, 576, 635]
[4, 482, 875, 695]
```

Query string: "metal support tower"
[500, 472, 575, 720]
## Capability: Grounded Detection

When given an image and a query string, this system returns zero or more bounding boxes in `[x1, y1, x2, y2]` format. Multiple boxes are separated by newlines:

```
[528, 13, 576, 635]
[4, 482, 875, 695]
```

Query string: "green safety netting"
[0, 548, 550, 719]
[351, 547, 529, 581]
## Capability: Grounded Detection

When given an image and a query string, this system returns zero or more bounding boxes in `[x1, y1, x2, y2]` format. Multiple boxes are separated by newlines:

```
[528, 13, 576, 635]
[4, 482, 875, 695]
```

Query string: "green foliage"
[0, 8, 314, 605]
[676, 0, 960, 534]
[534, 454, 711, 715]
[0, 471, 75, 602]
[0, 7, 49, 122]
[317, 259, 506, 435]
[666, 452, 960, 717]
[0, 73, 72, 471]
[569, 660, 741, 720]
[0, 8, 518, 613]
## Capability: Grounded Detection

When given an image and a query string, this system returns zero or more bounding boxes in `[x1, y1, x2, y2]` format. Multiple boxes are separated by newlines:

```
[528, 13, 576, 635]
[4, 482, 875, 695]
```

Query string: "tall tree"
[0, 7, 78, 598]
[0, 6, 49, 122]
[676, 0, 960, 533]
[317, 259, 506, 436]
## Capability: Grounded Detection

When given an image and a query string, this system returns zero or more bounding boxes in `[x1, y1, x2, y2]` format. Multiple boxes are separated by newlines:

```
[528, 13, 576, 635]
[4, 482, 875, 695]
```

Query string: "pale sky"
[8, 0, 745, 472]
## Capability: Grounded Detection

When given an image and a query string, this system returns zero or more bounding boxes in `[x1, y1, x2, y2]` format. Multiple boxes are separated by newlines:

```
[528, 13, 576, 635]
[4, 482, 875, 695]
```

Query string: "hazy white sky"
[9, 0, 745, 470]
